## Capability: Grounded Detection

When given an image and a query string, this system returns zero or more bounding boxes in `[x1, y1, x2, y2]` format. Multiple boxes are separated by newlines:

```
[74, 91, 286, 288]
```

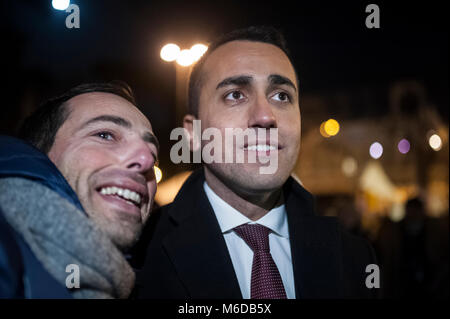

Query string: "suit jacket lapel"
[160, 171, 344, 299]
[161, 170, 242, 299]
[284, 178, 344, 298]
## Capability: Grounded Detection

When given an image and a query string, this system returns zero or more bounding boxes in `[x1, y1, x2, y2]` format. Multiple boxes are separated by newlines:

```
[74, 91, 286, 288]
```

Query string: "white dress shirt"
[203, 182, 296, 299]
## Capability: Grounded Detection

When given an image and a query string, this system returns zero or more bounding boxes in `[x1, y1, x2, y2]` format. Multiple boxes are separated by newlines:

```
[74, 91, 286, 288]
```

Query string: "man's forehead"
[65, 92, 152, 130]
[68, 91, 131, 107]
[202, 40, 296, 83]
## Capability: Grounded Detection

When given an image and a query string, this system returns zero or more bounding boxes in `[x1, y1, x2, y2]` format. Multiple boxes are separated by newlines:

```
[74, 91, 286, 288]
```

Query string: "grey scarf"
[0, 177, 135, 299]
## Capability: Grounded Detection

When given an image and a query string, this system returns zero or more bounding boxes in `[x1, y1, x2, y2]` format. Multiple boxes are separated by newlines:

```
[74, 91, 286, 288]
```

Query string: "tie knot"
[234, 224, 271, 251]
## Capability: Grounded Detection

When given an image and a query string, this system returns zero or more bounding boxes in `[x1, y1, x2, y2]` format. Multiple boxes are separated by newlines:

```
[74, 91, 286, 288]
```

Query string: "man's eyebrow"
[80, 115, 132, 129]
[216, 75, 253, 89]
[268, 74, 297, 92]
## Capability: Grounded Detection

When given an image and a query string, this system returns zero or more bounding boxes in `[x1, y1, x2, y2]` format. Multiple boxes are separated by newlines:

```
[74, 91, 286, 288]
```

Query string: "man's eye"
[225, 91, 245, 101]
[95, 131, 115, 140]
[272, 92, 291, 102]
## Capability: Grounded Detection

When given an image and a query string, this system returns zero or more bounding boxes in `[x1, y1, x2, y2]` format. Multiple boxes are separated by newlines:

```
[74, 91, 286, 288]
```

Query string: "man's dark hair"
[19, 81, 137, 154]
[188, 25, 297, 117]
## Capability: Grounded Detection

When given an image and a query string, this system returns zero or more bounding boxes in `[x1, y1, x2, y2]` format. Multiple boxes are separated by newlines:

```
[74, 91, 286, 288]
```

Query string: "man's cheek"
[148, 181, 157, 202]
[75, 148, 112, 166]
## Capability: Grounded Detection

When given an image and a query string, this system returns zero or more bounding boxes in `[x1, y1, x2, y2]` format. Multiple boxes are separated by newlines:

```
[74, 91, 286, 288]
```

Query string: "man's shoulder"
[146, 203, 179, 237]
[339, 227, 380, 298]
[0, 211, 25, 298]
[0, 135, 84, 211]
[148, 203, 173, 225]
[0, 209, 73, 299]
[339, 225, 376, 259]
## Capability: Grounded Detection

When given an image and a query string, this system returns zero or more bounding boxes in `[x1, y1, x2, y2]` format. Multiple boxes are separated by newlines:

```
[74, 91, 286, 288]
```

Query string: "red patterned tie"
[234, 224, 287, 299]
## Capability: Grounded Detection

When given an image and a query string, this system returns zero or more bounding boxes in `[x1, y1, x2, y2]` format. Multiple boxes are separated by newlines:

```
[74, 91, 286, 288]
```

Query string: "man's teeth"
[246, 144, 277, 151]
[99, 187, 141, 204]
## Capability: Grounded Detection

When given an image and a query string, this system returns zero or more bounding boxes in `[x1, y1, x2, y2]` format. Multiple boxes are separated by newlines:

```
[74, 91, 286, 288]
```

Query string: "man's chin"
[241, 178, 285, 195]
[90, 214, 142, 251]
[229, 170, 288, 195]
[108, 226, 142, 252]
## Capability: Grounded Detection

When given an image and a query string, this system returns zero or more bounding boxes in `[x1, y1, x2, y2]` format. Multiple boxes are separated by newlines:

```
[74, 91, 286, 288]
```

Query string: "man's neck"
[204, 167, 283, 221]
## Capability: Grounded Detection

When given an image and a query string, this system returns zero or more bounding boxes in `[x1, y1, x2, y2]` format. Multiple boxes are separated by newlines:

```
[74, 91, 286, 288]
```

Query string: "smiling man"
[134, 26, 379, 299]
[22, 82, 159, 251]
[0, 82, 158, 298]
[44, 90, 158, 251]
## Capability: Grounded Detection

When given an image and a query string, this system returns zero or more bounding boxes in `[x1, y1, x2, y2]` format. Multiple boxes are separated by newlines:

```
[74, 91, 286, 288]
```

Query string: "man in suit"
[133, 26, 379, 299]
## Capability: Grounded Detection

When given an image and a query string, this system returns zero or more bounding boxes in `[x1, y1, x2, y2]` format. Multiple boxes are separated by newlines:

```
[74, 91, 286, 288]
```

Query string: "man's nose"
[248, 95, 277, 129]
[124, 139, 155, 174]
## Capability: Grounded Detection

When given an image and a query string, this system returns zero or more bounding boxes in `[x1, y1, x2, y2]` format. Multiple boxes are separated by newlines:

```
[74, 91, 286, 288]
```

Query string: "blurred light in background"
[397, 138, 411, 154]
[154, 166, 162, 183]
[155, 171, 192, 206]
[52, 0, 70, 10]
[324, 119, 340, 137]
[320, 119, 340, 138]
[319, 121, 330, 138]
[190, 44, 208, 62]
[369, 142, 383, 159]
[160, 43, 208, 67]
[429, 133, 442, 151]
[341, 156, 358, 177]
[160, 43, 181, 62]
[176, 49, 195, 67]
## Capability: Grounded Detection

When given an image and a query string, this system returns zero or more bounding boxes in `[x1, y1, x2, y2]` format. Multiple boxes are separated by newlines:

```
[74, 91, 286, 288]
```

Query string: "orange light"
[324, 119, 340, 136]
[320, 121, 330, 138]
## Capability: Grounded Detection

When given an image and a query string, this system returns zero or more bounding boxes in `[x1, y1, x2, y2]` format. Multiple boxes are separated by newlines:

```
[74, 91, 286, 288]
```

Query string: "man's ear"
[183, 114, 201, 152]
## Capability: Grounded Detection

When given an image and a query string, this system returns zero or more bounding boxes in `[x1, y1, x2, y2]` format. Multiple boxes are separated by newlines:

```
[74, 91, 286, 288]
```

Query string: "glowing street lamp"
[159, 42, 208, 126]
[52, 0, 70, 10]
[160, 43, 180, 62]
[190, 43, 208, 62]
[160, 42, 208, 67]
[176, 49, 195, 67]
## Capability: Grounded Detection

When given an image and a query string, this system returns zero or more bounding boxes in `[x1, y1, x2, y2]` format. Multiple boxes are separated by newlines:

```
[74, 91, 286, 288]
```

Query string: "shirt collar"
[203, 181, 289, 238]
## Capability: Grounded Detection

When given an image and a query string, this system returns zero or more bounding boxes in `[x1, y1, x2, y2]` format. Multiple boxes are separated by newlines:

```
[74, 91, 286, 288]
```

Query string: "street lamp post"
[160, 43, 208, 127]
[160, 42, 208, 177]
[175, 63, 191, 127]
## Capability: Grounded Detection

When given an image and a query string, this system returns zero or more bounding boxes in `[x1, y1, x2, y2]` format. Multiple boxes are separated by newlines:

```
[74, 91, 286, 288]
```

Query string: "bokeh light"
[160, 43, 181, 62]
[341, 157, 358, 177]
[324, 119, 340, 136]
[176, 49, 195, 67]
[397, 138, 410, 154]
[154, 166, 163, 183]
[369, 142, 383, 159]
[52, 0, 70, 10]
[429, 134, 442, 151]
[319, 121, 330, 138]
[190, 44, 208, 62]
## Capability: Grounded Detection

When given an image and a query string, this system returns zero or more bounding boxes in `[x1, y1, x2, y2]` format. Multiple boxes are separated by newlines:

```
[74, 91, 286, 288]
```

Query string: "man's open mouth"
[98, 186, 142, 207]
[244, 144, 278, 151]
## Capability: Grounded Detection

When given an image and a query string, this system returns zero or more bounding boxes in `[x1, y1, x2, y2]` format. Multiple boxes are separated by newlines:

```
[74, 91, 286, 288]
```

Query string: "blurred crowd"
[318, 195, 449, 298]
